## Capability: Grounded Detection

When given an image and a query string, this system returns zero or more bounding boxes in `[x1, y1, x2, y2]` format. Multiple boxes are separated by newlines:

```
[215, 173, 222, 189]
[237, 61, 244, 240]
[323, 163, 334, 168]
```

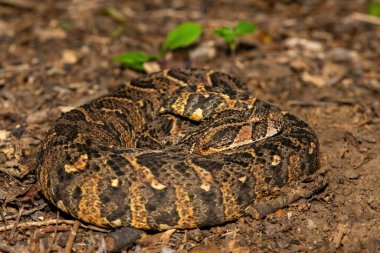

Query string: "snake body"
[37, 69, 319, 230]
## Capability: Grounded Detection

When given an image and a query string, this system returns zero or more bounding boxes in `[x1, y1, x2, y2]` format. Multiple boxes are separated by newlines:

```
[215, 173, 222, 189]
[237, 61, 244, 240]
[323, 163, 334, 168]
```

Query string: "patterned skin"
[37, 68, 319, 230]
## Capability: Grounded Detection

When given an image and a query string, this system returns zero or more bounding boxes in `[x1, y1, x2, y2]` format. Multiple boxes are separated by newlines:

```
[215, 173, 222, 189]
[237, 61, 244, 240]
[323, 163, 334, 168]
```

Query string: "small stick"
[0, 219, 110, 232]
[0, 219, 76, 232]
[0, 0, 36, 9]
[0, 206, 7, 230]
[246, 172, 327, 219]
[10, 206, 24, 238]
[52, 212, 60, 244]
[4, 204, 47, 220]
[39, 224, 71, 234]
[64, 220, 81, 253]
[46, 212, 60, 253]
[349, 12, 380, 26]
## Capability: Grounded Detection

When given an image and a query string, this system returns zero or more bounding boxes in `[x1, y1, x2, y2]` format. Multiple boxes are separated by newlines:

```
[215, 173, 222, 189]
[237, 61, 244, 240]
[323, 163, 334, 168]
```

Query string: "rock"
[307, 219, 317, 230]
[190, 41, 217, 62]
[161, 247, 176, 253]
[62, 50, 79, 64]
[143, 61, 161, 74]
[301, 72, 325, 87]
[345, 169, 360, 179]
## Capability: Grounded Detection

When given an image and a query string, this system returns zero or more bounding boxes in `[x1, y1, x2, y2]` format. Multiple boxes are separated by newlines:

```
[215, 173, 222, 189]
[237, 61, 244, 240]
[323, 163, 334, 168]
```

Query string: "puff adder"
[37, 68, 320, 231]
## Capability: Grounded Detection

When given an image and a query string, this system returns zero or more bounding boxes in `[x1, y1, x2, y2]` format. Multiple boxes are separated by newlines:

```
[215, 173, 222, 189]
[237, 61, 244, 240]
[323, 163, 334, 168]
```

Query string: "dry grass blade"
[10, 206, 24, 238]
[4, 204, 47, 220]
[64, 220, 81, 253]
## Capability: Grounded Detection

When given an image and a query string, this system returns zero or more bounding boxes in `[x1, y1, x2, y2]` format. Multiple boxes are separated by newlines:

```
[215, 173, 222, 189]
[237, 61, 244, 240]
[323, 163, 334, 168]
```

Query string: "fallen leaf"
[227, 239, 250, 253]
[189, 243, 220, 253]
[138, 229, 176, 247]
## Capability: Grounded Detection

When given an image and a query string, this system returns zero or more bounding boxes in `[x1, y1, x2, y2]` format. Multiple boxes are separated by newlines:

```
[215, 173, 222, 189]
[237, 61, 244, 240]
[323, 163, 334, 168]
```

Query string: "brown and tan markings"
[36, 68, 322, 239]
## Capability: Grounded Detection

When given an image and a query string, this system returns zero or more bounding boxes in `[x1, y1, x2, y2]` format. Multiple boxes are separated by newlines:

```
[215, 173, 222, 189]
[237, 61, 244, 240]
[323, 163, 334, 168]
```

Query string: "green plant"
[58, 21, 72, 31]
[112, 52, 156, 72]
[113, 22, 202, 71]
[368, 1, 380, 16]
[214, 21, 257, 53]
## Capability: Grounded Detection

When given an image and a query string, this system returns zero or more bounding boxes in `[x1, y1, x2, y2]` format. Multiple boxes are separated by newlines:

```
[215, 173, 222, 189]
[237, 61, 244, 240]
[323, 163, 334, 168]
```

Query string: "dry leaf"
[189, 243, 220, 253]
[138, 229, 176, 247]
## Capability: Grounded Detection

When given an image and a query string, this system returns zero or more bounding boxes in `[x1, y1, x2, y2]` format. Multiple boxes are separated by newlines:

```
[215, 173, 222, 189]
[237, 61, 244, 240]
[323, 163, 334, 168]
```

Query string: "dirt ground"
[0, 0, 379, 252]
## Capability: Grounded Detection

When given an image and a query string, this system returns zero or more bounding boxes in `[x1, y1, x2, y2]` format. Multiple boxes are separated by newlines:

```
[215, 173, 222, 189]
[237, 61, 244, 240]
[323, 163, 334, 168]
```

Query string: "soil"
[0, 0, 379, 252]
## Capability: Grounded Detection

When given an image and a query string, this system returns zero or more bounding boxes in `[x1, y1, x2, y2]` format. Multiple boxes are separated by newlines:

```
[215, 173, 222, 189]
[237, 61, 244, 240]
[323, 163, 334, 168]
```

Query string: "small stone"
[276, 236, 290, 249]
[0, 130, 11, 141]
[59, 106, 75, 113]
[290, 59, 309, 71]
[187, 229, 203, 242]
[307, 219, 317, 230]
[143, 61, 161, 74]
[345, 169, 360, 179]
[190, 41, 216, 62]
[161, 247, 176, 253]
[301, 72, 325, 87]
[62, 50, 79, 64]
[327, 48, 358, 62]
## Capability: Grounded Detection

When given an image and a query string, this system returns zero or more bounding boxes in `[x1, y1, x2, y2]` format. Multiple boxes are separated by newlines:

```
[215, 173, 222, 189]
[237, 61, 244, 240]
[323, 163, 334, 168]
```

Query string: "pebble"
[345, 169, 360, 179]
[307, 219, 317, 230]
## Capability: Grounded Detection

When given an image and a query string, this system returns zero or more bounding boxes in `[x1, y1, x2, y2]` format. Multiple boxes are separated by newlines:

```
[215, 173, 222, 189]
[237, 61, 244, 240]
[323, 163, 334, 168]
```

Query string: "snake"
[36, 68, 320, 232]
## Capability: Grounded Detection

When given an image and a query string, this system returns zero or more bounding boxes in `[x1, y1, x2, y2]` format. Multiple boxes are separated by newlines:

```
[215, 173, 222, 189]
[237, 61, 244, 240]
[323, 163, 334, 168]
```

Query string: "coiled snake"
[37, 69, 321, 234]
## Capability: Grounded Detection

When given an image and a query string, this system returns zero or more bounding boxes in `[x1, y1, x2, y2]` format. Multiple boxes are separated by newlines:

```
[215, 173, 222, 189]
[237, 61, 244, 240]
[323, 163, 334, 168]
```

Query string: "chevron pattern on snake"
[37, 68, 319, 230]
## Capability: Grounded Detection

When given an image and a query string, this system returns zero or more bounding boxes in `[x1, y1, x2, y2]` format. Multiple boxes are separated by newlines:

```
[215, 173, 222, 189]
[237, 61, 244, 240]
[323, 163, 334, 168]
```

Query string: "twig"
[52, 212, 60, 244]
[0, 0, 36, 9]
[0, 219, 76, 232]
[10, 206, 24, 238]
[0, 206, 7, 230]
[0, 219, 110, 232]
[64, 220, 81, 253]
[349, 12, 380, 26]
[46, 211, 60, 253]
[39, 224, 71, 234]
[246, 171, 327, 219]
[287, 99, 355, 107]
[4, 204, 47, 220]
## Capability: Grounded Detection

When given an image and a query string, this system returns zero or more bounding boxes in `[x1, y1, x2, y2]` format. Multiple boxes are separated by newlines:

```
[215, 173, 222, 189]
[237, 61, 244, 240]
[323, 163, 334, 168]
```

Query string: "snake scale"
[37, 68, 319, 231]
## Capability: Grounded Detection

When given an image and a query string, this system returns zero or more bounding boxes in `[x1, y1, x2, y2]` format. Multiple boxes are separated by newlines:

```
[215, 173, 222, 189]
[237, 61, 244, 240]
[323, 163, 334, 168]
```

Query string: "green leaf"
[368, 2, 380, 17]
[162, 22, 202, 53]
[214, 27, 236, 45]
[58, 21, 72, 31]
[112, 51, 155, 71]
[235, 21, 257, 37]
